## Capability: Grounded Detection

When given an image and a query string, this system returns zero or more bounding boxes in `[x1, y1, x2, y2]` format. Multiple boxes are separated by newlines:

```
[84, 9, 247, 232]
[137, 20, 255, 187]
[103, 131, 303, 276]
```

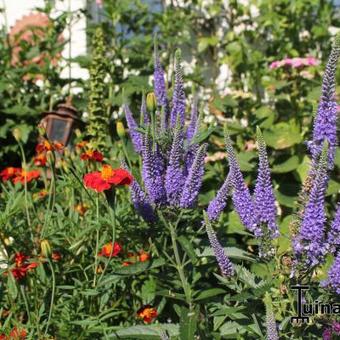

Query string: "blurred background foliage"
[0, 0, 339, 211]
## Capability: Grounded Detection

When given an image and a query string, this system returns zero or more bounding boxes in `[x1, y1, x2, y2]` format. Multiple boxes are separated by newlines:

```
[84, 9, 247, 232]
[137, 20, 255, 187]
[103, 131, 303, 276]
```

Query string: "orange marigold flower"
[36, 140, 64, 153]
[137, 305, 158, 323]
[9, 327, 27, 339]
[138, 251, 150, 262]
[80, 150, 104, 162]
[0, 167, 21, 181]
[12, 169, 40, 184]
[34, 153, 47, 166]
[76, 140, 88, 149]
[98, 242, 122, 258]
[83, 165, 133, 192]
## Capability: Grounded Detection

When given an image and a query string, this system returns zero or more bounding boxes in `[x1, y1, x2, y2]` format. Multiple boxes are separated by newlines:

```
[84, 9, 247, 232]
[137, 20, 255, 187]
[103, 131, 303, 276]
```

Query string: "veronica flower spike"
[254, 127, 279, 238]
[224, 127, 260, 235]
[308, 33, 340, 169]
[204, 212, 234, 277]
[170, 49, 186, 128]
[293, 143, 329, 267]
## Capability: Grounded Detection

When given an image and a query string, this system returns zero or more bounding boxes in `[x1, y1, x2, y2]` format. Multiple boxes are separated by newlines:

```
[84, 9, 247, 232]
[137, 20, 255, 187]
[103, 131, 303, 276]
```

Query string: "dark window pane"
[49, 118, 67, 142]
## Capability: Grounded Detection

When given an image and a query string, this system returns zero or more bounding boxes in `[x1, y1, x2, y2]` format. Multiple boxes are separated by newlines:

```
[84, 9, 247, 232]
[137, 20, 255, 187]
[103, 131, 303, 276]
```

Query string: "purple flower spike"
[154, 38, 168, 108]
[130, 179, 156, 223]
[308, 34, 340, 169]
[165, 119, 185, 206]
[180, 143, 207, 208]
[264, 293, 279, 340]
[170, 49, 186, 128]
[225, 129, 259, 235]
[321, 252, 340, 295]
[327, 203, 340, 254]
[204, 213, 234, 277]
[293, 144, 329, 266]
[124, 104, 142, 153]
[141, 93, 150, 125]
[254, 127, 279, 238]
[141, 133, 167, 205]
[207, 173, 232, 222]
[186, 94, 198, 142]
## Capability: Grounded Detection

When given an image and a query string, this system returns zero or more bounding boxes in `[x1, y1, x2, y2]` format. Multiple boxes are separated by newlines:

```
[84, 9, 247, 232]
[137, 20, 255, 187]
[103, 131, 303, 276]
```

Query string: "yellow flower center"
[101, 165, 114, 180]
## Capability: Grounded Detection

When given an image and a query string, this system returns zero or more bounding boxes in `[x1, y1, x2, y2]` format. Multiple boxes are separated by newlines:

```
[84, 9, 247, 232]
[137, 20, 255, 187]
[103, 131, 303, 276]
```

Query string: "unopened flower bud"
[40, 239, 52, 258]
[116, 121, 126, 138]
[12, 128, 21, 142]
[146, 92, 157, 111]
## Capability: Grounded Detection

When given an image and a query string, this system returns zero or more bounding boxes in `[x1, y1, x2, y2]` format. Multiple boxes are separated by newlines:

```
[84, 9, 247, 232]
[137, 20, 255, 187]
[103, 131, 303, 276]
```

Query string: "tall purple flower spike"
[225, 129, 260, 235]
[254, 127, 279, 238]
[165, 118, 185, 206]
[308, 34, 340, 169]
[321, 252, 340, 295]
[327, 203, 340, 254]
[130, 179, 156, 223]
[186, 94, 198, 142]
[204, 212, 234, 277]
[141, 93, 150, 125]
[154, 38, 168, 108]
[180, 143, 207, 208]
[207, 172, 232, 222]
[293, 144, 329, 266]
[141, 133, 167, 205]
[124, 104, 142, 153]
[264, 293, 279, 340]
[170, 49, 186, 128]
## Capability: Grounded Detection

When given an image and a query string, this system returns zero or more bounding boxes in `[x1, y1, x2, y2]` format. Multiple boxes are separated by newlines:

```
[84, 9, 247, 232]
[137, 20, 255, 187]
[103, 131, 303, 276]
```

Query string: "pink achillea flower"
[269, 57, 319, 69]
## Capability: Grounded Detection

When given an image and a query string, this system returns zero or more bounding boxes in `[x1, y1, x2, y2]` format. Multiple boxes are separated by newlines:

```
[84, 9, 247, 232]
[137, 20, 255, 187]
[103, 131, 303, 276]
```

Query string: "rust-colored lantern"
[40, 99, 81, 146]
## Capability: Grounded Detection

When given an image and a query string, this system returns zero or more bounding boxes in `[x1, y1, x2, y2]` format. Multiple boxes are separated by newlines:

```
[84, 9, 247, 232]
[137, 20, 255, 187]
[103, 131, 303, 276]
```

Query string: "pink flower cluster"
[270, 56, 319, 70]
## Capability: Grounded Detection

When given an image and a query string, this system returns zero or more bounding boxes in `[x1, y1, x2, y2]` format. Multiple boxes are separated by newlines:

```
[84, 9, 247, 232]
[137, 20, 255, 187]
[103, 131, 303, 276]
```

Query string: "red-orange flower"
[51, 251, 62, 262]
[80, 150, 104, 162]
[0, 327, 27, 340]
[36, 140, 63, 153]
[122, 261, 133, 267]
[76, 141, 88, 149]
[98, 242, 122, 257]
[137, 305, 158, 323]
[34, 153, 47, 166]
[0, 167, 21, 181]
[83, 165, 133, 192]
[10, 252, 39, 281]
[138, 251, 150, 262]
[74, 203, 89, 216]
[12, 169, 40, 184]
[33, 189, 48, 200]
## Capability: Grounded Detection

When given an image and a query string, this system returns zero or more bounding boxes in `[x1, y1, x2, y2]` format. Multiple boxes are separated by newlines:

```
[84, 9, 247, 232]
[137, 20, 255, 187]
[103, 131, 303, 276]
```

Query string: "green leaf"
[295, 155, 310, 182]
[141, 278, 156, 304]
[190, 126, 216, 145]
[177, 236, 197, 263]
[109, 324, 179, 339]
[263, 121, 302, 149]
[272, 156, 300, 173]
[194, 288, 226, 301]
[7, 272, 18, 300]
[179, 306, 198, 340]
[197, 247, 255, 262]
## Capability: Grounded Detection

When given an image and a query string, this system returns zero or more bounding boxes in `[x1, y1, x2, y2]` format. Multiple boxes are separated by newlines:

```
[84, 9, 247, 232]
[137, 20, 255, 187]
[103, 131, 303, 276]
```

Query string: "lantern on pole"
[40, 98, 82, 146]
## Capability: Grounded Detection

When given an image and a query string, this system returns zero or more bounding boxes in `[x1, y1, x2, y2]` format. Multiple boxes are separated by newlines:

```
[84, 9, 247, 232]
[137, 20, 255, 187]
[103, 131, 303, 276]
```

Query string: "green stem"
[93, 195, 100, 287]
[18, 142, 31, 228]
[20, 284, 31, 324]
[98, 198, 117, 284]
[159, 212, 192, 308]
[44, 258, 56, 336]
